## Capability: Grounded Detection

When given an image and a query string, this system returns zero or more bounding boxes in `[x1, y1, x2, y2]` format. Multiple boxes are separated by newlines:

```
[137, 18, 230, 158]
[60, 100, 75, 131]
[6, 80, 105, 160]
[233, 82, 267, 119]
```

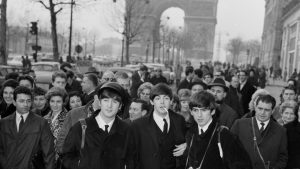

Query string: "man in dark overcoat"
[238, 70, 256, 114]
[186, 91, 252, 169]
[131, 83, 187, 169]
[62, 82, 133, 169]
[231, 95, 288, 169]
[0, 86, 55, 169]
[131, 65, 149, 98]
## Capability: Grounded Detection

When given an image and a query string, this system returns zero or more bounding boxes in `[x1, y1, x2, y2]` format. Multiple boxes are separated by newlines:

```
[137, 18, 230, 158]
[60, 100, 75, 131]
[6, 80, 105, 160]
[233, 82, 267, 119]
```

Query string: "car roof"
[32, 61, 60, 65]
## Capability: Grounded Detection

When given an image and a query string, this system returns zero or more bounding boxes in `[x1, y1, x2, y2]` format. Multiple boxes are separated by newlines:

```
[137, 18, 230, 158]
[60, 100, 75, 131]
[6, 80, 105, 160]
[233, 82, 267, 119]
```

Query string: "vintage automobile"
[0, 65, 24, 86]
[31, 61, 82, 89]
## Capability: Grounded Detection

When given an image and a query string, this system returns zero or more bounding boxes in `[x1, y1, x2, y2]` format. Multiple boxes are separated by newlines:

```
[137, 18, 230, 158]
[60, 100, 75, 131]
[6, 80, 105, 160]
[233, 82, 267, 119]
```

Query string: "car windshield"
[32, 65, 56, 71]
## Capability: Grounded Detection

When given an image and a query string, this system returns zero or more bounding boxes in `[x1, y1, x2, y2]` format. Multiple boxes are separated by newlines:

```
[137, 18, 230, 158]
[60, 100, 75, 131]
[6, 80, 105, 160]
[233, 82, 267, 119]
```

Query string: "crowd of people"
[0, 61, 299, 169]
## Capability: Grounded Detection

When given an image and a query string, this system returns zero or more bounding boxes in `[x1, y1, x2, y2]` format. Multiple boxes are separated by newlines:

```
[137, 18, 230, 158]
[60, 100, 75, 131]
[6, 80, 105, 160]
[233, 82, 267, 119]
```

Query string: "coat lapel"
[8, 112, 18, 136]
[146, 113, 159, 150]
[258, 120, 276, 145]
[252, 118, 263, 143]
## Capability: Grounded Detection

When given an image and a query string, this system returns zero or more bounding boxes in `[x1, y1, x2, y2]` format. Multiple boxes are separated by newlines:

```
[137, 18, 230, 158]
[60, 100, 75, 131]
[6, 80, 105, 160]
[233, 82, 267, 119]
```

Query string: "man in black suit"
[81, 73, 98, 105]
[238, 70, 256, 114]
[178, 66, 194, 91]
[131, 65, 149, 98]
[65, 70, 82, 94]
[0, 86, 55, 169]
[131, 83, 187, 169]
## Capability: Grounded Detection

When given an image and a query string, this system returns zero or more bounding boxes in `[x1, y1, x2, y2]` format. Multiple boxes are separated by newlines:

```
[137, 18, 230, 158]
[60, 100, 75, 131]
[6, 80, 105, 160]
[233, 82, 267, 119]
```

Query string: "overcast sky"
[6, 0, 265, 59]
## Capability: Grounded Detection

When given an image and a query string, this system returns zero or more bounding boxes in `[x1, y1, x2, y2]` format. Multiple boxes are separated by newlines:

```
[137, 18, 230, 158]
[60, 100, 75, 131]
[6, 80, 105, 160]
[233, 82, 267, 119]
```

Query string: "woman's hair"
[178, 89, 191, 101]
[67, 91, 83, 109]
[0, 79, 19, 97]
[45, 87, 68, 104]
[137, 82, 153, 98]
[248, 89, 270, 112]
[279, 100, 298, 114]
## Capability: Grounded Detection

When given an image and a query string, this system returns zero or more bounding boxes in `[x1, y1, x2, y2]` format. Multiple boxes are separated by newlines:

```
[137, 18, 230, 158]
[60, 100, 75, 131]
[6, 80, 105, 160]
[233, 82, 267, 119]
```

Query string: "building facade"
[281, 0, 300, 78]
[261, 0, 284, 71]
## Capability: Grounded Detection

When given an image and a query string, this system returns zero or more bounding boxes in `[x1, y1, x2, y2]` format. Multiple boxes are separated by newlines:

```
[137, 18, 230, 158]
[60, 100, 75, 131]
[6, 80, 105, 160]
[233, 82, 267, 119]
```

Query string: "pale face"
[239, 72, 247, 83]
[49, 96, 63, 113]
[140, 88, 151, 102]
[19, 80, 33, 89]
[231, 76, 239, 88]
[13, 94, 32, 114]
[129, 102, 143, 121]
[81, 77, 92, 93]
[281, 107, 295, 123]
[69, 95, 82, 110]
[151, 95, 171, 116]
[116, 78, 130, 93]
[3, 87, 14, 104]
[191, 107, 213, 127]
[282, 89, 296, 101]
[255, 101, 273, 122]
[52, 77, 67, 89]
[99, 98, 121, 120]
[204, 75, 212, 84]
[180, 100, 190, 112]
[191, 84, 204, 95]
[33, 95, 46, 110]
[210, 86, 226, 102]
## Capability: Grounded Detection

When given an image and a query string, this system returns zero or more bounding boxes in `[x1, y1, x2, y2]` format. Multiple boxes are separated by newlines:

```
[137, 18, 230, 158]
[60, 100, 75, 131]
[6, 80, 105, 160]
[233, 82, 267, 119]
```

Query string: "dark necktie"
[19, 115, 24, 132]
[105, 125, 109, 134]
[259, 122, 265, 134]
[163, 118, 168, 135]
[200, 129, 204, 135]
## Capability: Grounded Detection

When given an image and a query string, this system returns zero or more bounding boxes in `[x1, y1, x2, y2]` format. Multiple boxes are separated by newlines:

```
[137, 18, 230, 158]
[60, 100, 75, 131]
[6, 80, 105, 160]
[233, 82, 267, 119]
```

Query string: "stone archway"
[136, 0, 218, 64]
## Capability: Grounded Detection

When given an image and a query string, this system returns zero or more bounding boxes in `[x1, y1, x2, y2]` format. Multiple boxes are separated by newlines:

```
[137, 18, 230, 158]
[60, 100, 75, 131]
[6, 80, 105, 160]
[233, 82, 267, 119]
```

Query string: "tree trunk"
[0, 0, 7, 65]
[125, 36, 130, 64]
[49, 0, 59, 61]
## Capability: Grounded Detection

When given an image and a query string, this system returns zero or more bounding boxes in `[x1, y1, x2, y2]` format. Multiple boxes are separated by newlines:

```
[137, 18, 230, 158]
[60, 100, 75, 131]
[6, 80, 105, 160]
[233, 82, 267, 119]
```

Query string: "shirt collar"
[198, 118, 212, 134]
[87, 89, 95, 95]
[153, 111, 170, 132]
[95, 113, 115, 133]
[16, 111, 30, 122]
[255, 118, 270, 129]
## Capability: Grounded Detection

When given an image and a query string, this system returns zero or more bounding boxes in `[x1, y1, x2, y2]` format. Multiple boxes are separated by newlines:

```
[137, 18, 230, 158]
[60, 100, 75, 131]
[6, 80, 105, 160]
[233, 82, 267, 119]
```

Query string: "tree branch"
[54, 7, 63, 14]
[54, 2, 72, 6]
[39, 0, 50, 10]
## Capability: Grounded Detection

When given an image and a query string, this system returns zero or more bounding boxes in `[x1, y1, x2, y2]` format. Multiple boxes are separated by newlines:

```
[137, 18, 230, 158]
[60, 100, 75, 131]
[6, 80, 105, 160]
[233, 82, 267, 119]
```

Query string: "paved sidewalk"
[267, 78, 286, 87]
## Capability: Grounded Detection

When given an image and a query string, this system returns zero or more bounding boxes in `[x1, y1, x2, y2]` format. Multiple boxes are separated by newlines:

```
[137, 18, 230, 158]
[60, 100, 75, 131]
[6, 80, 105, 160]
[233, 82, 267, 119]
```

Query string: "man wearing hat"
[62, 82, 133, 169]
[208, 78, 239, 129]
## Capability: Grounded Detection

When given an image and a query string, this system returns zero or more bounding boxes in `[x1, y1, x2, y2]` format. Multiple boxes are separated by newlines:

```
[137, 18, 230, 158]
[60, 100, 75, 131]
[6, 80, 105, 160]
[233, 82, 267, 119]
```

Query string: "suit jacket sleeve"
[221, 128, 252, 169]
[272, 128, 288, 169]
[56, 112, 72, 154]
[62, 123, 81, 169]
[40, 119, 55, 169]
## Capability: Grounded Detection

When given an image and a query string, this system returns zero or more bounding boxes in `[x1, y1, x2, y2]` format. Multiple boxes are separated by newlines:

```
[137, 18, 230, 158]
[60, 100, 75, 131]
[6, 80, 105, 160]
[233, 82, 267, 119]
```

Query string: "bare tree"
[36, 0, 73, 61]
[110, 0, 149, 65]
[0, 0, 7, 64]
[226, 37, 244, 64]
[245, 39, 261, 65]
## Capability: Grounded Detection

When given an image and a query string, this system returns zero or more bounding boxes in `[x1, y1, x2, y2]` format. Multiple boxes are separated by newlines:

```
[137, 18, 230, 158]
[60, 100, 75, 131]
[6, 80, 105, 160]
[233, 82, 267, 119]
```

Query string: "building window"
[289, 37, 296, 51]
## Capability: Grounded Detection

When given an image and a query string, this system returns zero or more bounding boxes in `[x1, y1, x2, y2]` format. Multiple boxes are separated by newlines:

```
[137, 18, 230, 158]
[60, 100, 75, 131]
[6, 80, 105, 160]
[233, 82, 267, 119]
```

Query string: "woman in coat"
[284, 103, 300, 169]
[0, 79, 19, 119]
[44, 87, 68, 167]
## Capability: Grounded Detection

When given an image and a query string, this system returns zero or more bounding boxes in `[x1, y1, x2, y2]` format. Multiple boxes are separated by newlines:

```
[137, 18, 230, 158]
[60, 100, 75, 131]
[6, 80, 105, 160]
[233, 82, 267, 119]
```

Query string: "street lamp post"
[121, 37, 124, 67]
[68, 0, 75, 58]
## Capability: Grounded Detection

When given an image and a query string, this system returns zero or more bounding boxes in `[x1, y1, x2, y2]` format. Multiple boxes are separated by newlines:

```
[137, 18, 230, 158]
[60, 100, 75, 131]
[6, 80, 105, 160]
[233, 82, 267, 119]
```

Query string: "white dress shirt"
[240, 80, 247, 91]
[197, 118, 212, 135]
[16, 111, 29, 132]
[153, 112, 170, 132]
[256, 118, 270, 131]
[95, 114, 115, 133]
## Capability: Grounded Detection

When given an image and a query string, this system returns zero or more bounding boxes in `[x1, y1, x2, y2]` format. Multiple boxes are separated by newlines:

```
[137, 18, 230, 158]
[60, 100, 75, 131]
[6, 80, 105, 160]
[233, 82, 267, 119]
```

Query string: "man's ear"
[13, 99, 16, 107]
[141, 110, 147, 116]
[150, 100, 154, 105]
[211, 109, 215, 116]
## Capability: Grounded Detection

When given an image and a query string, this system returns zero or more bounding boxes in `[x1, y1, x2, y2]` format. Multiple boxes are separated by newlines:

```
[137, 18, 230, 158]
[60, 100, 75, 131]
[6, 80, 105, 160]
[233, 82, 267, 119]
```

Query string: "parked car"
[31, 62, 82, 89]
[0, 65, 24, 86]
